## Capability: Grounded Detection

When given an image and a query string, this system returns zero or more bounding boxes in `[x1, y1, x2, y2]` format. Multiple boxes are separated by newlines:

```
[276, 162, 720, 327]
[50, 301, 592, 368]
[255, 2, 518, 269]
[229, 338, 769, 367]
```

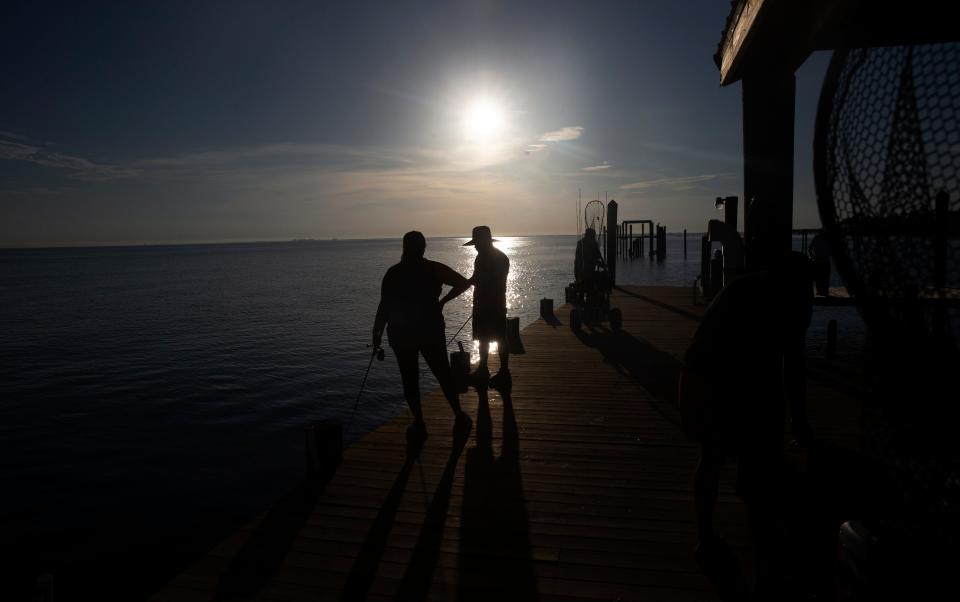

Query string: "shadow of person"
[214, 482, 320, 600]
[338, 434, 426, 601]
[456, 388, 538, 600]
[572, 325, 749, 599]
[392, 429, 469, 600]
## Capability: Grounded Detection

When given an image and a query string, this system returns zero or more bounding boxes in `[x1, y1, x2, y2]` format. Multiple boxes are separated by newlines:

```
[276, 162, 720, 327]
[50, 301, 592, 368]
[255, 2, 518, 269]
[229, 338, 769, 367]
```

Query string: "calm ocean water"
[0, 234, 862, 579]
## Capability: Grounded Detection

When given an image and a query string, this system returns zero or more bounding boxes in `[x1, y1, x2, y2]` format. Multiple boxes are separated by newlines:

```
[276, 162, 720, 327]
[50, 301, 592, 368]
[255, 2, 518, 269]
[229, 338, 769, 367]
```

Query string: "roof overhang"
[716, 0, 960, 86]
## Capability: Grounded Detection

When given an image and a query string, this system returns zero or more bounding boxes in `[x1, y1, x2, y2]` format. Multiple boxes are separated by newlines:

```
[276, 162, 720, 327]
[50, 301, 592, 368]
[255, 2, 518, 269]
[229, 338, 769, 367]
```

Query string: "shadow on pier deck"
[153, 286, 863, 601]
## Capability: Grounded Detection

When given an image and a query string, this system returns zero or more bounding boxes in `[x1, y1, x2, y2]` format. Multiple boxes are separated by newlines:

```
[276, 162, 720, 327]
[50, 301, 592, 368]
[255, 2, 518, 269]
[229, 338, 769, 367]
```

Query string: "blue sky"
[0, 1, 829, 246]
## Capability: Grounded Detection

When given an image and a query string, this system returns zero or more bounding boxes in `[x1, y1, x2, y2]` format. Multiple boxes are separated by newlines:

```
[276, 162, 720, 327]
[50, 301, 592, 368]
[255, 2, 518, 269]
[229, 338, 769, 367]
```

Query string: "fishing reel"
[367, 344, 385, 361]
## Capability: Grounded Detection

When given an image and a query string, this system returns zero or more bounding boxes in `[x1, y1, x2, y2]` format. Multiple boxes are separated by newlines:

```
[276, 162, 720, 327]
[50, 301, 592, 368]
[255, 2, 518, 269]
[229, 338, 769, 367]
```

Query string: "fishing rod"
[346, 344, 384, 431]
[350, 310, 472, 427]
[446, 312, 472, 348]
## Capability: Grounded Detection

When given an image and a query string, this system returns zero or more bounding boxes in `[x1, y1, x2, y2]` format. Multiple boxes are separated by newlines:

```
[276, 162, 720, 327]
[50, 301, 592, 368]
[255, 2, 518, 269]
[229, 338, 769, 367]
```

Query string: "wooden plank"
[151, 285, 863, 601]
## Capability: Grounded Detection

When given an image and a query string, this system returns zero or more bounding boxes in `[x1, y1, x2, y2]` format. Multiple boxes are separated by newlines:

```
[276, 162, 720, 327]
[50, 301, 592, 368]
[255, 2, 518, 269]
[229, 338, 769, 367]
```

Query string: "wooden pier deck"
[153, 286, 862, 601]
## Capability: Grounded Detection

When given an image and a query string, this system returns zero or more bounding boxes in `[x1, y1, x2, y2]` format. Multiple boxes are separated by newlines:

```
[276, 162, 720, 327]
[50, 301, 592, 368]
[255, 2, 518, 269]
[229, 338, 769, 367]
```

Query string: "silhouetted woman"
[372, 231, 472, 441]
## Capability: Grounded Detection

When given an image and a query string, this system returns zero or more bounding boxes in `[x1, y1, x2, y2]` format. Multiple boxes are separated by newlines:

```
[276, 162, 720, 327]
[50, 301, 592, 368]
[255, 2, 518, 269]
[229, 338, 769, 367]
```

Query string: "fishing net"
[815, 43, 960, 348]
[815, 43, 960, 553]
[583, 200, 605, 234]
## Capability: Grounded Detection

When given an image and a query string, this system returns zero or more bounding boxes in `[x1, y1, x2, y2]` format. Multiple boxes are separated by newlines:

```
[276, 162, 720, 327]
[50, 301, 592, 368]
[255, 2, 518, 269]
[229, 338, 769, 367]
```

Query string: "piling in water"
[305, 420, 343, 485]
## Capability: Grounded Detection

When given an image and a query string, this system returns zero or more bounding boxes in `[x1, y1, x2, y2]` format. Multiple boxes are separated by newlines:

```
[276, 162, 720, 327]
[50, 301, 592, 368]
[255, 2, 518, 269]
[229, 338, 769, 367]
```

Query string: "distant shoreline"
[0, 232, 720, 252]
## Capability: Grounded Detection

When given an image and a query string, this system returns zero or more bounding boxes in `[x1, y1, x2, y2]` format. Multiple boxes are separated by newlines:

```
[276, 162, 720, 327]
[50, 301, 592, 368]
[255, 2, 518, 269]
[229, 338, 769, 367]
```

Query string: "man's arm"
[594, 240, 607, 268]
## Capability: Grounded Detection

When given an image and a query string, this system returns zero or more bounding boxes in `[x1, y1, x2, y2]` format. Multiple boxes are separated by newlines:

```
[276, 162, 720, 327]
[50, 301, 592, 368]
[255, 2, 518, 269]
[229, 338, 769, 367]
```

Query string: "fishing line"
[419, 311, 472, 377]
[345, 346, 382, 432]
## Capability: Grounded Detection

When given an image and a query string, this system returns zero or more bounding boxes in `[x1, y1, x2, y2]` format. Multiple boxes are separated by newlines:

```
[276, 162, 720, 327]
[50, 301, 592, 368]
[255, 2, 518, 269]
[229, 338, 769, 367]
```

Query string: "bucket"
[450, 341, 470, 393]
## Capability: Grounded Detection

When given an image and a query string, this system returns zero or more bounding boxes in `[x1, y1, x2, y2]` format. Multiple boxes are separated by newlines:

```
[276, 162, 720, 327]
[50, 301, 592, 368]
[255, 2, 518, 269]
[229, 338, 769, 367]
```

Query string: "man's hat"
[463, 225, 498, 246]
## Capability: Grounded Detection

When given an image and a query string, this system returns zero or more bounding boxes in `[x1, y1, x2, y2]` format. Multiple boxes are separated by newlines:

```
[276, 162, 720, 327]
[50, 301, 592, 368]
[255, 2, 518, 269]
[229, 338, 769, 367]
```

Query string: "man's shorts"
[473, 306, 506, 344]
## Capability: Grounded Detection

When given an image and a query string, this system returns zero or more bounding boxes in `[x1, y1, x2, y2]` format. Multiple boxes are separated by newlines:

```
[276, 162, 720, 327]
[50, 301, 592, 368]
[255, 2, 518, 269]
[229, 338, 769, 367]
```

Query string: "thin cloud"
[0, 186, 67, 199]
[137, 142, 430, 175]
[0, 138, 139, 182]
[524, 143, 547, 154]
[637, 140, 741, 165]
[0, 131, 33, 142]
[620, 172, 734, 190]
[539, 126, 583, 142]
[583, 162, 611, 171]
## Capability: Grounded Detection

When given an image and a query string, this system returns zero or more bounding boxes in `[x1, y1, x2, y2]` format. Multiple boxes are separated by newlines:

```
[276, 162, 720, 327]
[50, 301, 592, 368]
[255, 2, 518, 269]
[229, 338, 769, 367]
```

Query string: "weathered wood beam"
[716, 0, 768, 87]
[717, 0, 960, 86]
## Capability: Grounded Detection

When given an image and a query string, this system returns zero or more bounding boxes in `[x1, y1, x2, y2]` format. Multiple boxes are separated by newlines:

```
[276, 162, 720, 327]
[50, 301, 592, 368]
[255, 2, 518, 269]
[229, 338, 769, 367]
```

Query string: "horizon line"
[0, 230, 742, 251]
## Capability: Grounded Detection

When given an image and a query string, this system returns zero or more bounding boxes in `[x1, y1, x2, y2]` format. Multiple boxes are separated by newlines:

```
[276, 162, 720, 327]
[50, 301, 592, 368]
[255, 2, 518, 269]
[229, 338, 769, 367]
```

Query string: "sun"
[462, 98, 507, 142]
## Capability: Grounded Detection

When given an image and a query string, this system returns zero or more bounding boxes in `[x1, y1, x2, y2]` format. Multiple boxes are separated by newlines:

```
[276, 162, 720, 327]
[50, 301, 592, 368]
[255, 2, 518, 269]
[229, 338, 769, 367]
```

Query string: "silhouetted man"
[680, 251, 815, 596]
[808, 232, 831, 297]
[463, 225, 510, 391]
[574, 227, 606, 286]
[373, 231, 472, 441]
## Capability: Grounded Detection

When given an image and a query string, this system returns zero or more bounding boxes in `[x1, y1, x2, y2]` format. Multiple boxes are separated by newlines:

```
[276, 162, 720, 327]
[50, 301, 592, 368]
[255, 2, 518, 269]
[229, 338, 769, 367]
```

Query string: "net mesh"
[817, 43, 959, 347]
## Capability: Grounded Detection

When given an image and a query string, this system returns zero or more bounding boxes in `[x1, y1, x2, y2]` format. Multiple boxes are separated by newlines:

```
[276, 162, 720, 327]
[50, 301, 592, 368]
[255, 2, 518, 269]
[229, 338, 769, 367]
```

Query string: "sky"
[0, 0, 831, 246]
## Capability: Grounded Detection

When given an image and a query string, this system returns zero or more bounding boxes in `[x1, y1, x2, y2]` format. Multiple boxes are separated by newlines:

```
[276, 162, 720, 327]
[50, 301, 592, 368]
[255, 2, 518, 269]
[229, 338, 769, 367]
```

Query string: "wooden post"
[628, 224, 633, 258]
[649, 225, 654, 259]
[539, 298, 553, 319]
[742, 73, 795, 272]
[654, 225, 659, 261]
[305, 420, 343, 483]
[683, 229, 687, 258]
[606, 201, 618, 285]
[639, 223, 644, 257]
[700, 235, 711, 299]
[724, 196, 738, 230]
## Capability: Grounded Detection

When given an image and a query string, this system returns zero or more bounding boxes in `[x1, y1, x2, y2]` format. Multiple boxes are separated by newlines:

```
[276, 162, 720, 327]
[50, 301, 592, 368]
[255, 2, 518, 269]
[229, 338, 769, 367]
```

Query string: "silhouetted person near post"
[372, 231, 472, 443]
[808, 232, 831, 297]
[680, 251, 815, 598]
[463, 226, 511, 391]
[710, 249, 724, 295]
[574, 227, 606, 287]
